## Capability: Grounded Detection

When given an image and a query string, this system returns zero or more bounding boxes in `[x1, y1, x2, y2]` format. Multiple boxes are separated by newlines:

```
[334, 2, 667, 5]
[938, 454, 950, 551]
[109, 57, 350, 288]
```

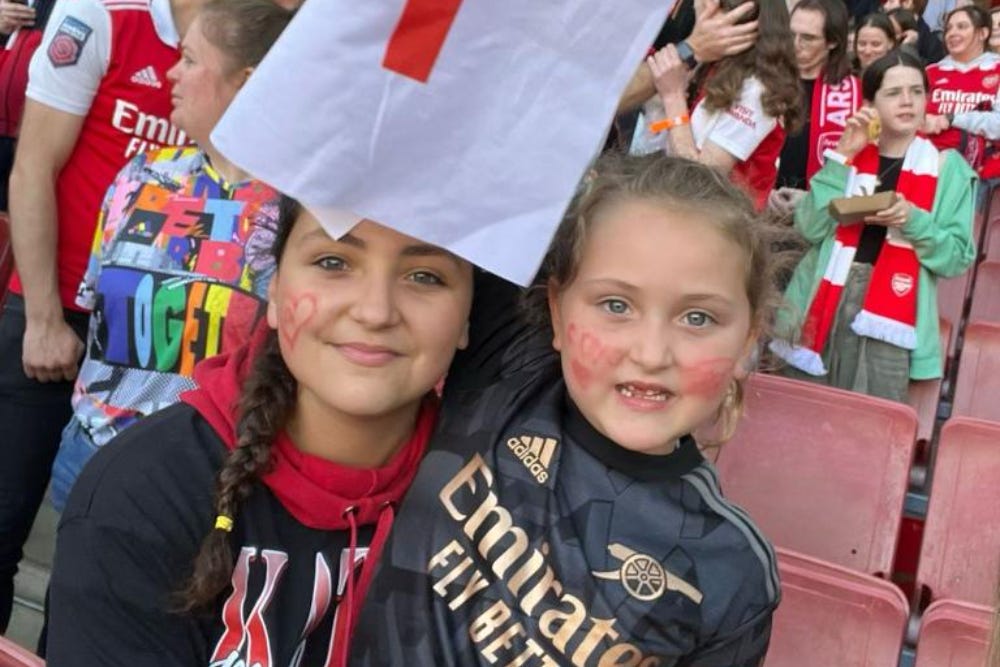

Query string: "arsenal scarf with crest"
[775, 136, 939, 376]
[807, 74, 862, 181]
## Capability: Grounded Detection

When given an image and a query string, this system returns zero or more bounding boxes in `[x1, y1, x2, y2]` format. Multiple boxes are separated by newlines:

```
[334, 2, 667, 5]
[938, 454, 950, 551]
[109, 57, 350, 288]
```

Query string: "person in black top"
[45, 196, 476, 665]
[771, 0, 861, 217]
[351, 154, 782, 666]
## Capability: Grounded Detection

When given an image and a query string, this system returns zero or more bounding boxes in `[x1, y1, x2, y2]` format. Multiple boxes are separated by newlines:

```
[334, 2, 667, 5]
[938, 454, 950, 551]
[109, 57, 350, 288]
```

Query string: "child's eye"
[683, 311, 716, 327]
[315, 256, 347, 271]
[600, 298, 630, 315]
[408, 270, 444, 286]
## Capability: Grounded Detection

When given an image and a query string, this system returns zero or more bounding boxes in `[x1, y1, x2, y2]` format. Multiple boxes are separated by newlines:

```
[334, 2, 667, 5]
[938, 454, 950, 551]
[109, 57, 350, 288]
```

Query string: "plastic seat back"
[970, 261, 1000, 324]
[952, 321, 1000, 422]
[937, 270, 970, 357]
[917, 417, 1000, 606]
[765, 548, 909, 667]
[0, 637, 44, 667]
[907, 318, 952, 444]
[984, 214, 1000, 262]
[914, 599, 992, 667]
[716, 373, 917, 574]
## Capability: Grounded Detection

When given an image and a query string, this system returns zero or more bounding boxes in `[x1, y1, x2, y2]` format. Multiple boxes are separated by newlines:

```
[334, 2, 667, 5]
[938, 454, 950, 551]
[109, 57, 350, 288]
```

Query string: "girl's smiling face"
[548, 197, 756, 455]
[856, 26, 894, 71]
[267, 211, 473, 422]
[945, 10, 989, 61]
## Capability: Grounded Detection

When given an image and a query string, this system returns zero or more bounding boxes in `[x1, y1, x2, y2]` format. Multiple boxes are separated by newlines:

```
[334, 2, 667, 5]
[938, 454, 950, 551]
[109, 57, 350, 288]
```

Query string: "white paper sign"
[213, 0, 671, 285]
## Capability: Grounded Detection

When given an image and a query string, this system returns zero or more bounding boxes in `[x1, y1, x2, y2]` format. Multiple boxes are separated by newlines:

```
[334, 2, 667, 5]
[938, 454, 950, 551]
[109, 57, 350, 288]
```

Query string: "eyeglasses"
[793, 33, 824, 45]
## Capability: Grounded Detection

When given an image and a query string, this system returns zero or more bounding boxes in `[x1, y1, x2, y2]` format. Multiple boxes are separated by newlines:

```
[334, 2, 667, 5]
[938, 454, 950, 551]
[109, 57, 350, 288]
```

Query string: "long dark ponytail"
[176, 197, 301, 612]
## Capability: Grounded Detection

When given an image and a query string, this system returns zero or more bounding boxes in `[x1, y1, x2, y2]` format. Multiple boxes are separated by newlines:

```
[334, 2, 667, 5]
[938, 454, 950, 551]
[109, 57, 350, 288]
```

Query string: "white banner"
[213, 0, 671, 285]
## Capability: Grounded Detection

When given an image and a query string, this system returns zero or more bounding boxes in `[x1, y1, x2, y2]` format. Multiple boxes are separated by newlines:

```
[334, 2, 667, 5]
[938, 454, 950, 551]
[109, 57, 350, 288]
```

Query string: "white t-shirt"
[630, 76, 777, 162]
[691, 76, 777, 162]
[26, 0, 176, 116]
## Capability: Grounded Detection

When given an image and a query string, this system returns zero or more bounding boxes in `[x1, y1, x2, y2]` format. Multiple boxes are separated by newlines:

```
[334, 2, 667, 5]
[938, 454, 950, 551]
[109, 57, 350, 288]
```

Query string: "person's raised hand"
[647, 45, 690, 105]
[687, 0, 759, 64]
[836, 107, 880, 160]
[922, 113, 950, 135]
[0, 0, 35, 35]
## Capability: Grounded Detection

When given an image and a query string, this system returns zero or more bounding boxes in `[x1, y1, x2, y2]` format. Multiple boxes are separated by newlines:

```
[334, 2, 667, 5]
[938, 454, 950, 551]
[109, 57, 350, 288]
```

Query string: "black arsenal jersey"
[47, 404, 375, 667]
[350, 275, 780, 667]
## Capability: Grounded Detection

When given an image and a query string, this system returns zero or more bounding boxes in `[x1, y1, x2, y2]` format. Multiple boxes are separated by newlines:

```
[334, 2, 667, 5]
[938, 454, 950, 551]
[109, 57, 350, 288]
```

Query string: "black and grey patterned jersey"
[349, 274, 780, 667]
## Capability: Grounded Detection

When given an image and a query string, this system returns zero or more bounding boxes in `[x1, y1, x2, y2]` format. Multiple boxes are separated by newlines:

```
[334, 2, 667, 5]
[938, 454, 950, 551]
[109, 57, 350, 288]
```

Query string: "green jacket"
[777, 149, 977, 380]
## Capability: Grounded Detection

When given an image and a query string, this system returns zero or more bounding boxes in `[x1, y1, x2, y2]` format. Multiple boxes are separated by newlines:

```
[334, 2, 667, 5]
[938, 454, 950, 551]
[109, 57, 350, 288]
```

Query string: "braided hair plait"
[176, 331, 297, 612]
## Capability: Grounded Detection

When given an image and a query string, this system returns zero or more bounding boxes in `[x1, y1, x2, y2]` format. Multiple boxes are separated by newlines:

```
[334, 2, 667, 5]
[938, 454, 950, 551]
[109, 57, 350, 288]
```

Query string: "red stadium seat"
[970, 261, 1000, 323]
[716, 373, 917, 575]
[0, 637, 44, 667]
[765, 548, 909, 667]
[914, 599, 992, 667]
[952, 321, 1000, 422]
[984, 217, 1000, 262]
[906, 318, 952, 445]
[916, 417, 1000, 606]
[937, 271, 971, 359]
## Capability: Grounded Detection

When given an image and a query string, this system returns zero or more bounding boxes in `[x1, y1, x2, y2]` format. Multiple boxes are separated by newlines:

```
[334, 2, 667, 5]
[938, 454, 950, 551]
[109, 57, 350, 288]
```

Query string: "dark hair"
[944, 3, 991, 56]
[702, 0, 803, 135]
[888, 7, 920, 34]
[198, 0, 295, 73]
[861, 48, 929, 100]
[177, 196, 302, 612]
[526, 153, 792, 441]
[856, 12, 898, 47]
[792, 0, 853, 84]
[888, 0, 928, 17]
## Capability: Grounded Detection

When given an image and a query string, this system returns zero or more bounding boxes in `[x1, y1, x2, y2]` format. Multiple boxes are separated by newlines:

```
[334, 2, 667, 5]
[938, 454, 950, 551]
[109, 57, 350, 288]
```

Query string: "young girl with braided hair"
[46, 199, 475, 665]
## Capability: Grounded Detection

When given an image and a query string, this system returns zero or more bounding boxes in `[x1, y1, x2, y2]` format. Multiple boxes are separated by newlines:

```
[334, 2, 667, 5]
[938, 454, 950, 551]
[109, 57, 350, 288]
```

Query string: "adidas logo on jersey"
[505, 435, 557, 483]
[130, 66, 162, 89]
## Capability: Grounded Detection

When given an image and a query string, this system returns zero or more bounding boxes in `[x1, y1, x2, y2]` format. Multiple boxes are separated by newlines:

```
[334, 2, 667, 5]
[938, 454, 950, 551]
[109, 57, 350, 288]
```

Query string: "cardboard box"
[828, 191, 895, 224]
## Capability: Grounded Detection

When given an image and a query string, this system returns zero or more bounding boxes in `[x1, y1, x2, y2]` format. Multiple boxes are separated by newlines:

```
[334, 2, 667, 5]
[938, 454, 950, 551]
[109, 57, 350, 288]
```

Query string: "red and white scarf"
[773, 136, 939, 376]
[807, 74, 862, 181]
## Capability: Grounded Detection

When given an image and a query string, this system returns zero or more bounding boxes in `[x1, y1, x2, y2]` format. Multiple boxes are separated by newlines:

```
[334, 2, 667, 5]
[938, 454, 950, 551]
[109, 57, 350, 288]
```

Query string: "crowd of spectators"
[0, 0, 997, 663]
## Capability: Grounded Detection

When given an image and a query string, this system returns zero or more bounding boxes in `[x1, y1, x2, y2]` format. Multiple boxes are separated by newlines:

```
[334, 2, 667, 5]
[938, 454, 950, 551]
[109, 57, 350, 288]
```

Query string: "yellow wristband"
[214, 515, 234, 532]
[650, 114, 690, 133]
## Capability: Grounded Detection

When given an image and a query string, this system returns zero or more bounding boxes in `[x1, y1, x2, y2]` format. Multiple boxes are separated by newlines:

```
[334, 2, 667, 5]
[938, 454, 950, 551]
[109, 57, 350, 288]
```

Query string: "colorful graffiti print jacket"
[70, 145, 279, 448]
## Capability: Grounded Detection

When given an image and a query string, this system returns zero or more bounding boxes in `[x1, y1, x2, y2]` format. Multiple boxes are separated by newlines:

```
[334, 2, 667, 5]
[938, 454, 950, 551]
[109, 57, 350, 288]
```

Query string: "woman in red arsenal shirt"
[923, 5, 1000, 179]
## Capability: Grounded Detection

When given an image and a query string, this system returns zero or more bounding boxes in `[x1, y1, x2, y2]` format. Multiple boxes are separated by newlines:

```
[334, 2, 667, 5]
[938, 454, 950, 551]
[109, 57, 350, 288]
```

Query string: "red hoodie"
[181, 320, 438, 666]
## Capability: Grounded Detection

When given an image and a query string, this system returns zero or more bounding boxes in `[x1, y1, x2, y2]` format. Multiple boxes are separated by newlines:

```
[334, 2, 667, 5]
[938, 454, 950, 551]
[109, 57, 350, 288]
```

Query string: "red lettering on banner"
[383, 0, 464, 83]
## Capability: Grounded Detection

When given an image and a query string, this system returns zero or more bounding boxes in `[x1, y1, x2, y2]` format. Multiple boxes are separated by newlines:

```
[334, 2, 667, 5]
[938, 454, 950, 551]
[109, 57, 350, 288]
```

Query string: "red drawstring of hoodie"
[332, 502, 396, 667]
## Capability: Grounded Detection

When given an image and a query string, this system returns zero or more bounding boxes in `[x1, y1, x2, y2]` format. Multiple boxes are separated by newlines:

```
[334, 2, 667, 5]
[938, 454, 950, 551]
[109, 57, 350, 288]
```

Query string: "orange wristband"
[649, 114, 690, 133]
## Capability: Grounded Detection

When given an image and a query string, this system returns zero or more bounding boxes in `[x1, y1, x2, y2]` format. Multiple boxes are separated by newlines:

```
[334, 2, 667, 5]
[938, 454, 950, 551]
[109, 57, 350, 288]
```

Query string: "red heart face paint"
[566, 323, 627, 390]
[678, 357, 738, 397]
[278, 292, 318, 350]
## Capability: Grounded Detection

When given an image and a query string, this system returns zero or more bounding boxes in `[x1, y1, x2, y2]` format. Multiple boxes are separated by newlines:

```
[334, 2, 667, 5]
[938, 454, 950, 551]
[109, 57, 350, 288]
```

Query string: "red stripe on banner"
[382, 0, 464, 83]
